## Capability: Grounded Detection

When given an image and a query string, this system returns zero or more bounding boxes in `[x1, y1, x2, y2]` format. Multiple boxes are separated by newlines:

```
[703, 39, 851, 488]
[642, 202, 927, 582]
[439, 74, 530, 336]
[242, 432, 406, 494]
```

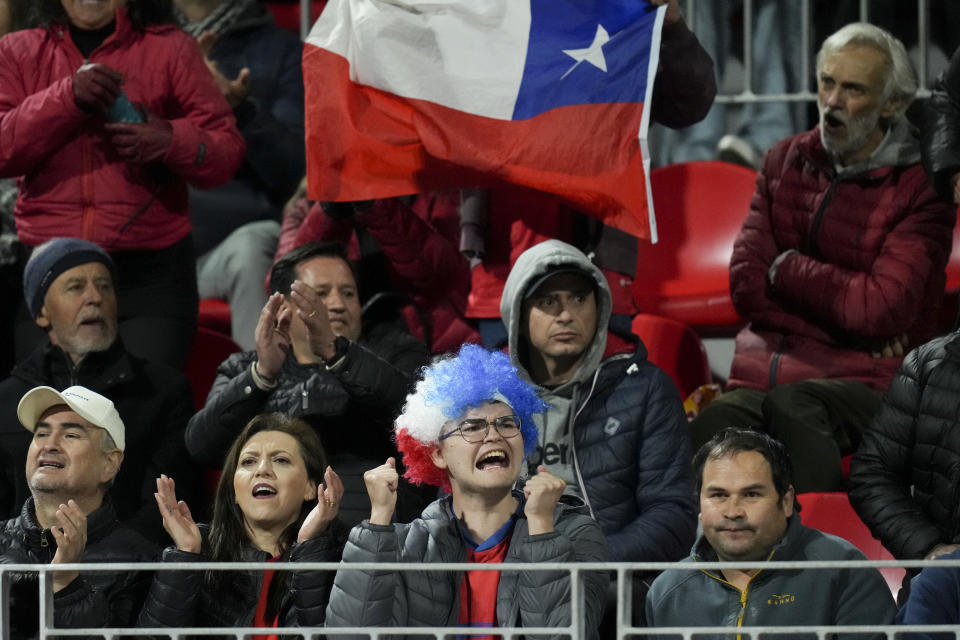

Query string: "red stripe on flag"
[304, 44, 649, 238]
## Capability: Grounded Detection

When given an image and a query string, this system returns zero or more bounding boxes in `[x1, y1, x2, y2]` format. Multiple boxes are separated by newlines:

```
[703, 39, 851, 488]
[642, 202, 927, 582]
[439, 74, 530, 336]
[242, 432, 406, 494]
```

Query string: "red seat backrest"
[630, 313, 710, 397]
[795, 491, 904, 598]
[635, 161, 756, 329]
[184, 327, 242, 411]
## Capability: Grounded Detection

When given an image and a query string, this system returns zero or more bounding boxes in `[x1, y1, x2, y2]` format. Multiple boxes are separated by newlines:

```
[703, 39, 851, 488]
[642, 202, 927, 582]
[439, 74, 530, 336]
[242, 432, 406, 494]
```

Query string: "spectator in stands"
[175, 0, 305, 351]
[0, 238, 198, 543]
[325, 344, 609, 638]
[139, 413, 347, 631]
[502, 238, 693, 631]
[0, 385, 156, 636]
[896, 547, 960, 635]
[923, 45, 960, 204]
[0, 0, 245, 369]
[689, 23, 956, 493]
[187, 242, 431, 527]
[284, 193, 480, 355]
[500, 240, 696, 563]
[849, 332, 960, 599]
[646, 428, 896, 630]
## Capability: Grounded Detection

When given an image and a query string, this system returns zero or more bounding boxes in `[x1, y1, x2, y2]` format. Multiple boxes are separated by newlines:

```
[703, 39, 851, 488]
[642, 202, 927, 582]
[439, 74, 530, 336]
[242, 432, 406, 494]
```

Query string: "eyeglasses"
[439, 415, 522, 443]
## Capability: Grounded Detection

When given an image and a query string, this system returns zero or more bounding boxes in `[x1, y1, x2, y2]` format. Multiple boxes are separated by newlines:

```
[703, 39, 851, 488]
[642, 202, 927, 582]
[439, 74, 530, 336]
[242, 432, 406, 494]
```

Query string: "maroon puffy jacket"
[0, 9, 245, 251]
[728, 125, 956, 392]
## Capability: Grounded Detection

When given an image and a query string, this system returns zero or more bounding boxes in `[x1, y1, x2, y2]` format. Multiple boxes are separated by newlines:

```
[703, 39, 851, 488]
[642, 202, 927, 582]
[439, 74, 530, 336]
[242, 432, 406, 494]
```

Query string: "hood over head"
[500, 240, 612, 388]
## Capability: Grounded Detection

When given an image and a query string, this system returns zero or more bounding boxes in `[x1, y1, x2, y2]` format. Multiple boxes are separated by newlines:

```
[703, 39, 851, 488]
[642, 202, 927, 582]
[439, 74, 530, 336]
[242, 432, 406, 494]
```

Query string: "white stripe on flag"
[307, 0, 532, 120]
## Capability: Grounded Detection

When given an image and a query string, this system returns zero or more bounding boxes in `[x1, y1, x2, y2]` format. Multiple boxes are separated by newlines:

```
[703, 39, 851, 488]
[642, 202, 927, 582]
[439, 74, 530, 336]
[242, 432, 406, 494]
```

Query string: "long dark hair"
[29, 0, 175, 29]
[206, 413, 329, 618]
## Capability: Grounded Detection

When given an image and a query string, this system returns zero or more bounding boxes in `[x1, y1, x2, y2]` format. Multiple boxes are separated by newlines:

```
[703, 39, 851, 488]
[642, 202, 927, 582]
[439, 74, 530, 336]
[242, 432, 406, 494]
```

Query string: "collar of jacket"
[692, 512, 802, 568]
[17, 496, 118, 551]
[48, 6, 178, 48]
[943, 332, 960, 359]
[13, 338, 135, 391]
[794, 119, 920, 181]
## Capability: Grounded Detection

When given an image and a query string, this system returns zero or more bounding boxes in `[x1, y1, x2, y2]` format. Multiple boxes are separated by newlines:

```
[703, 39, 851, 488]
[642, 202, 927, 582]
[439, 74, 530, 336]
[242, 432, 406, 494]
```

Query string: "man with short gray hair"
[689, 22, 956, 493]
[0, 385, 156, 637]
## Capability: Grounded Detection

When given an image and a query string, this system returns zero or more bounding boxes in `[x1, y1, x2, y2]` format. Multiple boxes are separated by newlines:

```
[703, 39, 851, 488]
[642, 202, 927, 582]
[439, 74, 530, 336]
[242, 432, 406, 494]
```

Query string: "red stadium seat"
[630, 313, 711, 397]
[937, 206, 960, 332]
[795, 491, 904, 598]
[184, 327, 241, 411]
[198, 298, 232, 336]
[635, 161, 756, 331]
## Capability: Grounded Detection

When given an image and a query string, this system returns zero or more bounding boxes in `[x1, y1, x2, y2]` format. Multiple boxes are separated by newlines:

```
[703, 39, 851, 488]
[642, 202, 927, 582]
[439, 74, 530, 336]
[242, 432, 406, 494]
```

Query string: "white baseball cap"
[17, 386, 125, 452]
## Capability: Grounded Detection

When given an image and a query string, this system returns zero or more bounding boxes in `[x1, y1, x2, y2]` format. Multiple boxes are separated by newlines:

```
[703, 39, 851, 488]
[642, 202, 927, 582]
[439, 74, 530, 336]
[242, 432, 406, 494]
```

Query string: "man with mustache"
[0, 237, 197, 544]
[646, 428, 895, 632]
[689, 23, 956, 493]
[186, 242, 431, 527]
[0, 385, 156, 637]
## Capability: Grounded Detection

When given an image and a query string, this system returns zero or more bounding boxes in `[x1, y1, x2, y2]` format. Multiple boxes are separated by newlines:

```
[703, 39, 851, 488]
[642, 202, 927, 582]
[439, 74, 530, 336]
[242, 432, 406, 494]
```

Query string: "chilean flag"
[303, 0, 664, 240]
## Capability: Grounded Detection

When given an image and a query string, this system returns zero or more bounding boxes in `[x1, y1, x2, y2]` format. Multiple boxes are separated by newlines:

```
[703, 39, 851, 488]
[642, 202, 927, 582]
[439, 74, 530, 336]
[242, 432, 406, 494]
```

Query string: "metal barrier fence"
[4, 558, 960, 639]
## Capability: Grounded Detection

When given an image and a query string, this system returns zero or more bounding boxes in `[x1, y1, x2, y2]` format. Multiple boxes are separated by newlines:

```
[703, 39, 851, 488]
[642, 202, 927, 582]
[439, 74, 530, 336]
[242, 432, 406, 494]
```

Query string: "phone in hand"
[106, 91, 144, 123]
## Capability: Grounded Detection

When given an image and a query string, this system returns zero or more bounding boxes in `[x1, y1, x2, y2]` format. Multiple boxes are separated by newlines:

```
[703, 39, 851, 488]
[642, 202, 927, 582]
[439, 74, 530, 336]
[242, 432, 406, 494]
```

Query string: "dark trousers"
[14, 236, 198, 371]
[689, 380, 882, 493]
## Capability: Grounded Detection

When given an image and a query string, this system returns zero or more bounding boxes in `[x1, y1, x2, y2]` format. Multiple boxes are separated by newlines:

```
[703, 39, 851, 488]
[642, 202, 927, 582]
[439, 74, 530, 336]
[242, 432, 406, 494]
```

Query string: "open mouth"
[79, 317, 106, 328]
[38, 460, 64, 469]
[252, 483, 277, 498]
[822, 112, 845, 130]
[476, 450, 510, 470]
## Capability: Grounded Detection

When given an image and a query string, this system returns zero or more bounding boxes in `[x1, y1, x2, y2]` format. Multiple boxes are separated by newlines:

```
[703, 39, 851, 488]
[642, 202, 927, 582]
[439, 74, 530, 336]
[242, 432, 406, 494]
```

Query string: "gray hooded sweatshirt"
[500, 239, 613, 497]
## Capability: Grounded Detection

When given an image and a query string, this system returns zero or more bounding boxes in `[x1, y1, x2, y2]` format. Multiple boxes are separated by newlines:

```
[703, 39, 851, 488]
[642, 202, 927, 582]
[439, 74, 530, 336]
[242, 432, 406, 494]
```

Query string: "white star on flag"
[562, 24, 610, 78]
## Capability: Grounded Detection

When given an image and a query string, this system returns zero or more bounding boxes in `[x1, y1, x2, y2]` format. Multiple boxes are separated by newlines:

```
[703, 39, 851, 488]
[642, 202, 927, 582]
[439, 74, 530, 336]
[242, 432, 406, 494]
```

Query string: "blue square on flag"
[512, 0, 659, 120]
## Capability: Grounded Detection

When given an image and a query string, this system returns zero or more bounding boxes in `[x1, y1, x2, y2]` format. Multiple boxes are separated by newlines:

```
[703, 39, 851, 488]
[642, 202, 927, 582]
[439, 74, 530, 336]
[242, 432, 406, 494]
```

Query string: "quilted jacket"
[0, 8, 244, 250]
[0, 498, 157, 639]
[138, 521, 348, 632]
[0, 338, 197, 544]
[922, 45, 960, 201]
[849, 332, 960, 560]
[324, 493, 609, 640]
[728, 121, 955, 392]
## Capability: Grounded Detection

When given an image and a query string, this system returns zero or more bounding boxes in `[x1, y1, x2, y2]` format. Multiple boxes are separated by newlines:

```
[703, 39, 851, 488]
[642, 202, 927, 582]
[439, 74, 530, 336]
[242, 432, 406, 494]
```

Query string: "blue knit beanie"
[23, 238, 116, 319]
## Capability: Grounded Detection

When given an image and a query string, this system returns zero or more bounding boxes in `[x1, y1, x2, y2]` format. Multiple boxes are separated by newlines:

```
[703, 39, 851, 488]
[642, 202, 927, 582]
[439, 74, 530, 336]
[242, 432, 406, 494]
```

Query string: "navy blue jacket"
[570, 340, 697, 562]
[897, 547, 960, 634]
[208, 3, 305, 204]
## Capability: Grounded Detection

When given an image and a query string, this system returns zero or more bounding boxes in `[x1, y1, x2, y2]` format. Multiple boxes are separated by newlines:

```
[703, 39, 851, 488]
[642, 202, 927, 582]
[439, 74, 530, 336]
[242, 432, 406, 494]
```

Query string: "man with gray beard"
[689, 23, 956, 493]
[0, 238, 198, 544]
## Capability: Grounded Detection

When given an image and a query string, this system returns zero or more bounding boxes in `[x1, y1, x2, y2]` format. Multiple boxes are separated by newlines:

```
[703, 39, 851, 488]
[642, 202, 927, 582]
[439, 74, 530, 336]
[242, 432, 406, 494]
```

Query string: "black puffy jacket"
[849, 332, 960, 560]
[0, 338, 198, 544]
[922, 46, 960, 200]
[0, 498, 157, 638]
[138, 521, 347, 634]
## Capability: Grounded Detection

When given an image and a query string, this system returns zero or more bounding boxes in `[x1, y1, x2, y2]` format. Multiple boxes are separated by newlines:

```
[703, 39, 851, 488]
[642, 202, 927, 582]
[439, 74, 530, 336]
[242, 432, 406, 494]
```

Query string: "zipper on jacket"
[301, 386, 308, 411]
[699, 567, 764, 640]
[40, 529, 49, 548]
[571, 368, 602, 521]
[804, 175, 840, 260]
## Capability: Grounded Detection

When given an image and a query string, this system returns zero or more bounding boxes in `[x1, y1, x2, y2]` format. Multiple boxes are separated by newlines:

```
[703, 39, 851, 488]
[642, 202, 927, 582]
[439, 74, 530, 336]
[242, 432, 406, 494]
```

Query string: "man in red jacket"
[690, 22, 956, 493]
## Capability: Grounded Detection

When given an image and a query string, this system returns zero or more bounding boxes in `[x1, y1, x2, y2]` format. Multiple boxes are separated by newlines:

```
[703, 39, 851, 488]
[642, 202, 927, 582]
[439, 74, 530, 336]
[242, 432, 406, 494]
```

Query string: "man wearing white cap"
[0, 236, 197, 544]
[0, 385, 156, 636]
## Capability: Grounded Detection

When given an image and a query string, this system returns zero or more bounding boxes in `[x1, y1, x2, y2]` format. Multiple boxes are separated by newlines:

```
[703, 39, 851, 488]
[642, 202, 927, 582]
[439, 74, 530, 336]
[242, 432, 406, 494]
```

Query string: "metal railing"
[5, 558, 960, 639]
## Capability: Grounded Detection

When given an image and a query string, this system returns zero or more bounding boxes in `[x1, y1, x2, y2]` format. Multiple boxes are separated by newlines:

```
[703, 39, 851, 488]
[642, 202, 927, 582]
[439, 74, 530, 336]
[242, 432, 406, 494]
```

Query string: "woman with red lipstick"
[138, 413, 347, 633]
